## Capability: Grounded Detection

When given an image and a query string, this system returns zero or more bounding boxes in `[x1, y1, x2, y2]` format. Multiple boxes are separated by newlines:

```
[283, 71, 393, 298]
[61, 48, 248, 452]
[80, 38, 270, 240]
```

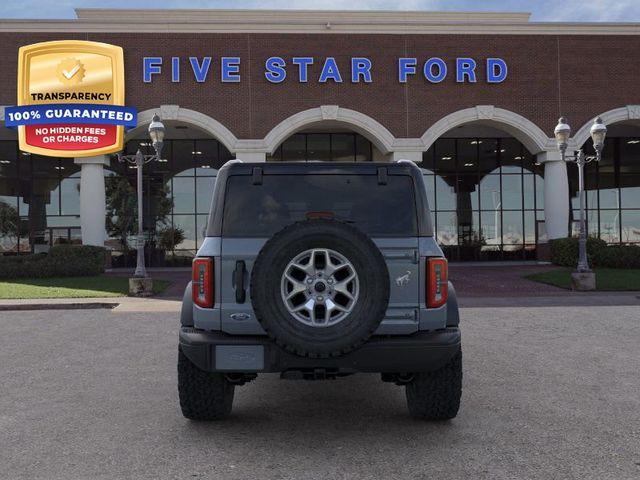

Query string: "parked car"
[178, 160, 461, 420]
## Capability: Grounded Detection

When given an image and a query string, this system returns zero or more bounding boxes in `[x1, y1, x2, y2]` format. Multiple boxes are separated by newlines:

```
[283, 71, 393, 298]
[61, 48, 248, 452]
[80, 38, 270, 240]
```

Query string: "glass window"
[0, 196, 20, 253]
[457, 138, 478, 173]
[197, 214, 209, 249]
[331, 134, 355, 162]
[422, 147, 435, 171]
[523, 174, 536, 210]
[434, 139, 456, 176]
[421, 173, 435, 211]
[31, 155, 59, 178]
[502, 211, 524, 247]
[500, 138, 523, 174]
[436, 211, 458, 246]
[0, 141, 18, 177]
[435, 175, 456, 211]
[355, 134, 372, 162]
[0, 178, 19, 202]
[59, 157, 80, 177]
[173, 140, 195, 176]
[172, 214, 196, 251]
[477, 139, 498, 174]
[481, 210, 501, 246]
[457, 210, 480, 243]
[46, 216, 80, 227]
[282, 134, 306, 162]
[619, 138, 640, 174]
[501, 175, 523, 210]
[307, 134, 331, 162]
[479, 175, 501, 211]
[195, 139, 219, 167]
[455, 176, 479, 210]
[222, 174, 418, 237]
[621, 210, 640, 243]
[524, 210, 536, 245]
[534, 174, 544, 210]
[599, 210, 620, 243]
[60, 177, 80, 215]
[196, 176, 216, 214]
[620, 174, 640, 209]
[598, 171, 618, 209]
[172, 177, 195, 214]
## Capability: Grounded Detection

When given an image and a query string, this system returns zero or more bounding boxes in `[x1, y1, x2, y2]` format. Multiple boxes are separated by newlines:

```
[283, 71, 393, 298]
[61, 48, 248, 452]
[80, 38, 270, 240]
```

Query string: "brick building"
[0, 9, 639, 263]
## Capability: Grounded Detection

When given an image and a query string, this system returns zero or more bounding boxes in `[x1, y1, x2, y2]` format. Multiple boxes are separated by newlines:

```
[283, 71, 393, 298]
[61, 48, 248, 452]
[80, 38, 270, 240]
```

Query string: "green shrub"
[0, 245, 106, 279]
[593, 244, 640, 268]
[550, 237, 640, 268]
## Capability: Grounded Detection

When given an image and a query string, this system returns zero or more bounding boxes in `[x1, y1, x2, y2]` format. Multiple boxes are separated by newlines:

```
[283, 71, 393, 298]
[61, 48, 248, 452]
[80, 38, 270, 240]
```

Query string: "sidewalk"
[0, 264, 637, 312]
[0, 296, 182, 312]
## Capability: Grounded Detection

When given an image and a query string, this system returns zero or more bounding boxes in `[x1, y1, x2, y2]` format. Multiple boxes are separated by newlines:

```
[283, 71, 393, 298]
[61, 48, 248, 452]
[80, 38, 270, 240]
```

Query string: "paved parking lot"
[1, 304, 639, 479]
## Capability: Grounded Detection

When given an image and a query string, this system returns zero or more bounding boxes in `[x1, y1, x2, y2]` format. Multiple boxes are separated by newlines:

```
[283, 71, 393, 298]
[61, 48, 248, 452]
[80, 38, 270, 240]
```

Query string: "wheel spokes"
[281, 248, 359, 328]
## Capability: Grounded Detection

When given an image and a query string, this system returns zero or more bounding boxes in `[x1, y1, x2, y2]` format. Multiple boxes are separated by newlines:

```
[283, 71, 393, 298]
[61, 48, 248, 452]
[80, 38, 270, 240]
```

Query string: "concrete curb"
[0, 302, 119, 312]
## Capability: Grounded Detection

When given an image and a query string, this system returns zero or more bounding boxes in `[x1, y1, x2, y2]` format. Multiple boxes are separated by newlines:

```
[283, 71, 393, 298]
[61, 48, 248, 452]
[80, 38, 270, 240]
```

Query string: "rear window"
[222, 174, 418, 237]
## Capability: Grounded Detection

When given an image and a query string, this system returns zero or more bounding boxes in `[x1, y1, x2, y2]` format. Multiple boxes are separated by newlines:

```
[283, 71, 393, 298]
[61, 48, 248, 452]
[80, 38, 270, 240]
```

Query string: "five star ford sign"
[5, 40, 137, 158]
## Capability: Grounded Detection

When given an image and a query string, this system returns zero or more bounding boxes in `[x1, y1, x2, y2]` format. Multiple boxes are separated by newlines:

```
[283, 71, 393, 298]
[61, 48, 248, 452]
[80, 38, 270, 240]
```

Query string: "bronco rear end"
[179, 160, 461, 421]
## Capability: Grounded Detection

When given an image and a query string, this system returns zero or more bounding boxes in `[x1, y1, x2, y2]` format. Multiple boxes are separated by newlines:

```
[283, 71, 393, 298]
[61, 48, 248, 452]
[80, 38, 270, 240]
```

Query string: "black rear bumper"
[179, 327, 461, 374]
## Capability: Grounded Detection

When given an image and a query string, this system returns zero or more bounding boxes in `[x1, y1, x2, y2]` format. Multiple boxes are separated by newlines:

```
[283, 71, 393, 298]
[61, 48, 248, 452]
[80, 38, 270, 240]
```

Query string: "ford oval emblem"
[230, 312, 251, 321]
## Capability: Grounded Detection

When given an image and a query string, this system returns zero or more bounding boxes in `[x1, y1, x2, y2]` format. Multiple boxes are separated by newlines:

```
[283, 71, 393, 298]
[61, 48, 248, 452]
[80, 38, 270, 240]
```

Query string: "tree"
[157, 226, 185, 252]
[0, 201, 21, 252]
[105, 176, 173, 252]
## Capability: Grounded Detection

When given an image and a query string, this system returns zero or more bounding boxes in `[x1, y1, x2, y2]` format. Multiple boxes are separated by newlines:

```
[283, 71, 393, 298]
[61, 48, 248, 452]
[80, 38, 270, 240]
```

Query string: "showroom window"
[422, 137, 544, 261]
[267, 132, 375, 162]
[569, 137, 640, 245]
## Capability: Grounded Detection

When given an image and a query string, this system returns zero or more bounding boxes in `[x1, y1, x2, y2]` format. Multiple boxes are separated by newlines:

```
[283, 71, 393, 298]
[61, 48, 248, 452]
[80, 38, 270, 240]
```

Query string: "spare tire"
[251, 219, 389, 358]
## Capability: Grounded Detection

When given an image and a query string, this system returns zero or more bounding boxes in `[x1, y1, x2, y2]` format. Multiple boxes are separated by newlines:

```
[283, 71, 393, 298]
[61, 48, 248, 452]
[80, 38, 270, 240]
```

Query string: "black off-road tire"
[251, 219, 390, 358]
[178, 348, 235, 420]
[405, 348, 462, 420]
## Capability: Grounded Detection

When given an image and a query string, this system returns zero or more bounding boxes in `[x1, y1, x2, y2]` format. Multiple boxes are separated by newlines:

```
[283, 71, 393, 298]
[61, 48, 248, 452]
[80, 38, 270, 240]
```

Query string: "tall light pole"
[117, 114, 165, 285]
[553, 116, 607, 289]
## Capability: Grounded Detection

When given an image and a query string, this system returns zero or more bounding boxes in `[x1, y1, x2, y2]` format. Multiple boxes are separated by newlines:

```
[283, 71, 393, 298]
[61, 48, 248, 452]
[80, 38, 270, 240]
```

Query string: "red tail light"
[192, 258, 214, 308]
[427, 258, 448, 308]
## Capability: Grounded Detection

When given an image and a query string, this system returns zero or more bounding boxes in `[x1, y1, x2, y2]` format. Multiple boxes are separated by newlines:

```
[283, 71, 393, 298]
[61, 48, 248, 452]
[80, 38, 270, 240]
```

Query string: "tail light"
[426, 258, 448, 308]
[192, 257, 214, 308]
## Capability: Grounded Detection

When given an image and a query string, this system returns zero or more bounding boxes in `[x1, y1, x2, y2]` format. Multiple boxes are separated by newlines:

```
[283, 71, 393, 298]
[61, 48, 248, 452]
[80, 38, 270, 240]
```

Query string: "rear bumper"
[179, 327, 461, 374]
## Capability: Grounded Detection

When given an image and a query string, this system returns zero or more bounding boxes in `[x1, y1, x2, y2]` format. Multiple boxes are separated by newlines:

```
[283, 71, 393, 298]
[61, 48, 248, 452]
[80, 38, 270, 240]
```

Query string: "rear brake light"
[192, 258, 214, 308]
[427, 258, 448, 308]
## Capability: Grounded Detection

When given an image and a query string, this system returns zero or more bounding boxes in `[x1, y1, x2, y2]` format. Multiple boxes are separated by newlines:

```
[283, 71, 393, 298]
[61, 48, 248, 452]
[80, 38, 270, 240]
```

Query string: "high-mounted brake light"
[427, 258, 448, 308]
[192, 258, 214, 308]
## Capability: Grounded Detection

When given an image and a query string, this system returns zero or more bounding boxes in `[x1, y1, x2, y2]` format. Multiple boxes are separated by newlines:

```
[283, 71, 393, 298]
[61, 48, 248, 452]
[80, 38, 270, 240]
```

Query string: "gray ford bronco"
[178, 160, 462, 420]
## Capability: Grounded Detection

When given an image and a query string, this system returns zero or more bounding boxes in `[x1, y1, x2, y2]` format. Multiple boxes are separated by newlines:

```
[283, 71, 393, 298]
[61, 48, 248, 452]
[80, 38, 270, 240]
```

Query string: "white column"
[74, 155, 109, 246]
[234, 151, 266, 162]
[391, 150, 423, 163]
[538, 151, 569, 240]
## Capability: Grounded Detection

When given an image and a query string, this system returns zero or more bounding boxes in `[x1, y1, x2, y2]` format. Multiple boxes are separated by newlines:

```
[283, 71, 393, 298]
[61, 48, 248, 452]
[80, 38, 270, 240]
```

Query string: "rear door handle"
[233, 260, 247, 304]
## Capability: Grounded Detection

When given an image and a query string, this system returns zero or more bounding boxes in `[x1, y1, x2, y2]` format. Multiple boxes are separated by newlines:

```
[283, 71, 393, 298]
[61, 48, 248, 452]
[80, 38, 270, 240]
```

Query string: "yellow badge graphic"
[5, 40, 136, 158]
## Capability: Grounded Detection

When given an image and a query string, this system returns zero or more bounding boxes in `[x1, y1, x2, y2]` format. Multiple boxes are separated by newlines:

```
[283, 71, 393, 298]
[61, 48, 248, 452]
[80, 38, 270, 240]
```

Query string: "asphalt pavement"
[1, 305, 639, 479]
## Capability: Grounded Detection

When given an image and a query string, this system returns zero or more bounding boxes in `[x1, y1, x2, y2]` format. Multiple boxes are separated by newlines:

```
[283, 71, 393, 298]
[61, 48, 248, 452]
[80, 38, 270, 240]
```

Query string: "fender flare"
[446, 281, 460, 327]
[180, 281, 194, 327]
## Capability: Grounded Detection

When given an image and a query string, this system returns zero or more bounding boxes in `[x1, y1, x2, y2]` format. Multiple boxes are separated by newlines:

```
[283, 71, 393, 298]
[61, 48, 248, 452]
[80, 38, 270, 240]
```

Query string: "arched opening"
[107, 120, 234, 267]
[0, 126, 84, 255]
[266, 122, 385, 162]
[570, 120, 640, 245]
[263, 106, 395, 161]
[421, 123, 545, 261]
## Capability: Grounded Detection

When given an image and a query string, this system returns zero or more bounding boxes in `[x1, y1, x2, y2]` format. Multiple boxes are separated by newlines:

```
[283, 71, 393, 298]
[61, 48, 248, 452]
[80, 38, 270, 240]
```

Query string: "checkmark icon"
[62, 64, 80, 79]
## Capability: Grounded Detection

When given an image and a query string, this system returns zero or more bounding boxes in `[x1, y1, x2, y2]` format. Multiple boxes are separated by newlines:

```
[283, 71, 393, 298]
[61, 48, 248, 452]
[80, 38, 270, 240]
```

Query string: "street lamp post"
[553, 116, 607, 289]
[117, 114, 165, 292]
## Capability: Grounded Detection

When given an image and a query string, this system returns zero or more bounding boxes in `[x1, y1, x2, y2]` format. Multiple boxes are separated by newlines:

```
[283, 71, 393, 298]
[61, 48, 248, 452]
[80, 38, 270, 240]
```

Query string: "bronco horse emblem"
[395, 270, 412, 287]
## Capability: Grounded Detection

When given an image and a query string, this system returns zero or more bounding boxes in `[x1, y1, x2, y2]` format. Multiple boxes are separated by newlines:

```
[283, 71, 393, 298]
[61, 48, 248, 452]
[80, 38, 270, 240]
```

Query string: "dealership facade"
[0, 9, 639, 263]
